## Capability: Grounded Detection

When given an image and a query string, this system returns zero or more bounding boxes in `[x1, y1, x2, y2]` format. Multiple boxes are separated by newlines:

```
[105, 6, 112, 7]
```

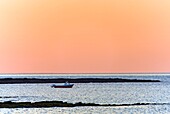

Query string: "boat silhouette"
[51, 82, 74, 88]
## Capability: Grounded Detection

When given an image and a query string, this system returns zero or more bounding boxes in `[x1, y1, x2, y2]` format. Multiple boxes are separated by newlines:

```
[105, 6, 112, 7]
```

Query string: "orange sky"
[0, 0, 170, 73]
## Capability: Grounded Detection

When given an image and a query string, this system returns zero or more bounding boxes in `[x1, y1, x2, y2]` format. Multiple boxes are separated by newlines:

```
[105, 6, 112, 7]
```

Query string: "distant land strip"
[0, 101, 169, 108]
[0, 78, 160, 84]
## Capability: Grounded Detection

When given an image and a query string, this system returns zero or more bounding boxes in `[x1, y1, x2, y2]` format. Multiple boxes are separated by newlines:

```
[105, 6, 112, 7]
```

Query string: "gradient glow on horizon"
[0, 0, 170, 73]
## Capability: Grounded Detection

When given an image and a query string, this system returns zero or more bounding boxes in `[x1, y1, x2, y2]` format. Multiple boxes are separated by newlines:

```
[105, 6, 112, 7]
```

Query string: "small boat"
[51, 82, 74, 88]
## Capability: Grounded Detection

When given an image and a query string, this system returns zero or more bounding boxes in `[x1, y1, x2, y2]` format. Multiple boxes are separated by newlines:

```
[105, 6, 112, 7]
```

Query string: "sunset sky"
[0, 0, 170, 73]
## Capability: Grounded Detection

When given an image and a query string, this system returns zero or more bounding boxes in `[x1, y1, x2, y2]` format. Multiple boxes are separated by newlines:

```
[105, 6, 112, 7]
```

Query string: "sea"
[0, 73, 170, 114]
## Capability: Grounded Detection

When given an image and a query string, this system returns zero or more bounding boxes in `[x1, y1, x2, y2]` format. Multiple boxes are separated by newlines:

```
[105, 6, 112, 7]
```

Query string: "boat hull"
[51, 84, 74, 88]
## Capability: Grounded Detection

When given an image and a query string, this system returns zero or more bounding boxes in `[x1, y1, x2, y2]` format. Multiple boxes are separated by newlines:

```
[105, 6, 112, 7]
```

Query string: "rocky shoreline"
[0, 101, 168, 108]
[0, 78, 160, 84]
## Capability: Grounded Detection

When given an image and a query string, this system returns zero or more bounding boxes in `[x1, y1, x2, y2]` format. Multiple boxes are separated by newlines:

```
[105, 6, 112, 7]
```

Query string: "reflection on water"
[0, 105, 170, 114]
[0, 82, 170, 104]
[0, 74, 170, 113]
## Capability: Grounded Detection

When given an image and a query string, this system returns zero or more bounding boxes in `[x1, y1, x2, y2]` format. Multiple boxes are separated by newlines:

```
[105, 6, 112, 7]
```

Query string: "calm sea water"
[0, 74, 170, 114]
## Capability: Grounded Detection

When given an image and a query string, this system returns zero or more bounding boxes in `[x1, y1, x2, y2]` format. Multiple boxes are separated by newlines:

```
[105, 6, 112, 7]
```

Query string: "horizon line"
[0, 72, 170, 74]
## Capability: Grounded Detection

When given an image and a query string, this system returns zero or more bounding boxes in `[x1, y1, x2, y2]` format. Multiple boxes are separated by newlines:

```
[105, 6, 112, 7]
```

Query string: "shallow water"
[0, 82, 170, 104]
[0, 105, 170, 114]
[0, 74, 170, 113]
